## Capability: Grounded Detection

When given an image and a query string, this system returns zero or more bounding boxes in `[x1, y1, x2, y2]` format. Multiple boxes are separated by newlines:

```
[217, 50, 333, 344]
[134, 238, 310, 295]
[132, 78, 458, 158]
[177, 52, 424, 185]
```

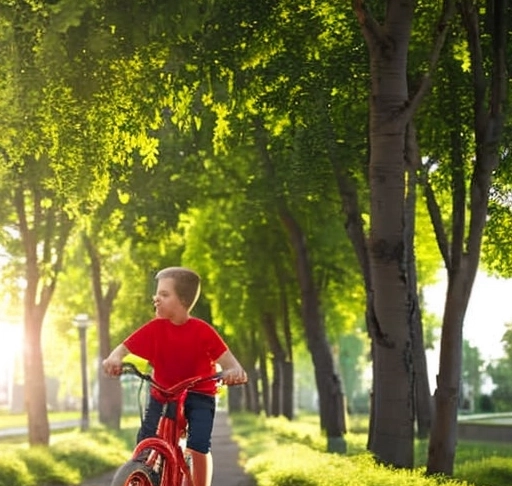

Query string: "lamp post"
[73, 313, 91, 431]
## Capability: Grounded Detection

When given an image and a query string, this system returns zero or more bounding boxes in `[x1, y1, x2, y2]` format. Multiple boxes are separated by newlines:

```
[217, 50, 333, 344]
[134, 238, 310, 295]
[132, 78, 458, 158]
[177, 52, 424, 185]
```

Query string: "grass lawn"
[0, 410, 83, 429]
[231, 412, 512, 486]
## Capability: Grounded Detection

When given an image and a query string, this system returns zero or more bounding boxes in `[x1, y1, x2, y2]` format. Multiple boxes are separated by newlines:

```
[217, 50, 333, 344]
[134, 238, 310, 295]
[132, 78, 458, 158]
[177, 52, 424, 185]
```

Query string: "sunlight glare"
[0, 321, 23, 407]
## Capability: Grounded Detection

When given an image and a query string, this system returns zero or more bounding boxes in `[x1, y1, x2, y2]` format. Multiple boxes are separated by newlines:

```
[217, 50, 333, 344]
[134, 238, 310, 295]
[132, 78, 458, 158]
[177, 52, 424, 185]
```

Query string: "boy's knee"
[187, 441, 210, 454]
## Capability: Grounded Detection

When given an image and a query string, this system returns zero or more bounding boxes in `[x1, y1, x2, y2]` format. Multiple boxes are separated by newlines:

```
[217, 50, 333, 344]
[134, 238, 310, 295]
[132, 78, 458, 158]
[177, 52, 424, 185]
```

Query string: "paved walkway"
[210, 410, 254, 486]
[0, 420, 80, 439]
[81, 410, 254, 486]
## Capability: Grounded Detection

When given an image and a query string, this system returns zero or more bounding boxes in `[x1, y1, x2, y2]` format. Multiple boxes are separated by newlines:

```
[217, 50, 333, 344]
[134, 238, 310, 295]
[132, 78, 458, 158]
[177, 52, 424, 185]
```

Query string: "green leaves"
[482, 200, 512, 278]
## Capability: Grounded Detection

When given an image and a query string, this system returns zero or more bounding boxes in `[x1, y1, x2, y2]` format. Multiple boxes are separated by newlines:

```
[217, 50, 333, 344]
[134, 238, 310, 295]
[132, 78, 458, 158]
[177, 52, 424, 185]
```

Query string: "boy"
[102, 266, 247, 486]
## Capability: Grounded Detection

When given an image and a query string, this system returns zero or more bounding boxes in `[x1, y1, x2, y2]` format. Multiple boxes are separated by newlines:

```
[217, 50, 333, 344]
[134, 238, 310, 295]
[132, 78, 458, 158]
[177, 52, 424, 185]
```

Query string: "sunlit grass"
[0, 410, 140, 429]
[231, 412, 512, 486]
[0, 423, 139, 486]
[0, 411, 141, 445]
[2, 410, 512, 486]
[246, 446, 473, 486]
[0, 410, 84, 429]
[232, 412, 370, 460]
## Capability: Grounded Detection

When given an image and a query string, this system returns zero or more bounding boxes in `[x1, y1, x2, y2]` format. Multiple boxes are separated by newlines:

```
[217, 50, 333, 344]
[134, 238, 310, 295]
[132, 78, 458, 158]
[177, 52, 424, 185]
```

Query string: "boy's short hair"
[156, 267, 201, 310]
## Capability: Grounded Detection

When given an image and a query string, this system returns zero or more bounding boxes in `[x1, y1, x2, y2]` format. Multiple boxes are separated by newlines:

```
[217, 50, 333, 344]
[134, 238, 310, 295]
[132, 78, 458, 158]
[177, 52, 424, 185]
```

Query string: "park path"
[80, 410, 254, 486]
[209, 410, 255, 486]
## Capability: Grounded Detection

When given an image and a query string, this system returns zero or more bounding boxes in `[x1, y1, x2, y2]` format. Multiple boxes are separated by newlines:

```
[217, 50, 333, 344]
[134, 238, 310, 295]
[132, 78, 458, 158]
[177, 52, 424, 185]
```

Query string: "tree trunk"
[24, 313, 49, 445]
[270, 358, 282, 416]
[23, 248, 49, 445]
[281, 210, 347, 452]
[22, 245, 66, 446]
[412, 306, 433, 439]
[405, 124, 432, 439]
[350, 0, 455, 464]
[276, 259, 294, 420]
[97, 298, 122, 429]
[254, 119, 347, 451]
[354, 0, 416, 467]
[282, 361, 294, 420]
[368, 135, 414, 467]
[327, 130, 377, 445]
[427, 273, 470, 473]
[427, 1, 508, 473]
[12, 22, 50, 448]
[259, 350, 269, 415]
[228, 384, 245, 412]
[16, 185, 72, 446]
[261, 312, 285, 416]
[84, 235, 122, 429]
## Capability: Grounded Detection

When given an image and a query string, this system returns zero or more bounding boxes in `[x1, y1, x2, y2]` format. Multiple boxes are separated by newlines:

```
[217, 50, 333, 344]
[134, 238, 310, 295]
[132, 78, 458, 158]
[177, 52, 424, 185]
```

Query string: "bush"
[232, 412, 512, 486]
[18, 447, 80, 486]
[246, 444, 475, 486]
[0, 451, 35, 486]
[479, 395, 495, 413]
[0, 426, 134, 486]
[51, 429, 131, 479]
[456, 456, 512, 486]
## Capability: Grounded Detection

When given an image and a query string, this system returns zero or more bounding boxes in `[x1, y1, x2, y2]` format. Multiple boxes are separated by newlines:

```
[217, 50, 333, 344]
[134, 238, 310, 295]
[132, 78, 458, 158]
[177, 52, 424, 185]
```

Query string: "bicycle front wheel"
[110, 459, 158, 486]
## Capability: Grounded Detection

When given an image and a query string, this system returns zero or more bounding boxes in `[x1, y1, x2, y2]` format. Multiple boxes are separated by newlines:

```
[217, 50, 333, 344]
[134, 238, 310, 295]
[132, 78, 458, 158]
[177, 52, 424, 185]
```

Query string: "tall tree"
[253, 118, 348, 452]
[50, 0, 209, 430]
[179, 0, 366, 449]
[180, 0, 446, 458]
[0, 1, 108, 445]
[425, 0, 509, 474]
[352, 0, 454, 467]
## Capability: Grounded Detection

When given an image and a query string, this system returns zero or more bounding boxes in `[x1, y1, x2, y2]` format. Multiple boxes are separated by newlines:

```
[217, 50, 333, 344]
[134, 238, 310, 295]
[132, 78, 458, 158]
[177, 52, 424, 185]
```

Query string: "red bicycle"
[111, 362, 223, 486]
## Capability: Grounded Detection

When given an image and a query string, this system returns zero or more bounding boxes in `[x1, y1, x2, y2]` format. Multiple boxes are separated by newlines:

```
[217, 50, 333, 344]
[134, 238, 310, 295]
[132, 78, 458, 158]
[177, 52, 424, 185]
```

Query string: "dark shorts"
[137, 392, 216, 454]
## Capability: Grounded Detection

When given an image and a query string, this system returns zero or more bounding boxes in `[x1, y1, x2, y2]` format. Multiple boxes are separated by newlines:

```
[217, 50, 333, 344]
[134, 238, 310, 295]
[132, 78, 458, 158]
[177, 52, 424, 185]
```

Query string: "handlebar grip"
[121, 362, 152, 381]
[212, 371, 224, 382]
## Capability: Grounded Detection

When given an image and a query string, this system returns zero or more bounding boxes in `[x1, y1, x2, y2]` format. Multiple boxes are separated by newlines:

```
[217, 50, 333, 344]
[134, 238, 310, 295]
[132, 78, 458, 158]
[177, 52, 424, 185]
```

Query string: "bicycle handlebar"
[121, 362, 224, 397]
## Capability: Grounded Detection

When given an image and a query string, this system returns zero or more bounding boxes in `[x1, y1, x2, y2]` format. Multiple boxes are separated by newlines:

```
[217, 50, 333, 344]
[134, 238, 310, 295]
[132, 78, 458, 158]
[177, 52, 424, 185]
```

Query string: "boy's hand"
[102, 356, 123, 377]
[102, 344, 129, 377]
[221, 366, 248, 386]
[216, 349, 248, 385]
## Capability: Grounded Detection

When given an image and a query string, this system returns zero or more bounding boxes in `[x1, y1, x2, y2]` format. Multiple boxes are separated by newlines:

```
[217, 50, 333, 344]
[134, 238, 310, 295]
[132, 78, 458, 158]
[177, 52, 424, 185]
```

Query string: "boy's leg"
[186, 448, 212, 486]
[185, 392, 216, 486]
[137, 395, 163, 443]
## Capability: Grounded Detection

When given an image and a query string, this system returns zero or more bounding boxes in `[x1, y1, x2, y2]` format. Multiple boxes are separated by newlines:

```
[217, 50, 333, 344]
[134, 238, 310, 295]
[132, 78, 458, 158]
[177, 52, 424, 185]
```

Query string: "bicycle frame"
[112, 362, 222, 486]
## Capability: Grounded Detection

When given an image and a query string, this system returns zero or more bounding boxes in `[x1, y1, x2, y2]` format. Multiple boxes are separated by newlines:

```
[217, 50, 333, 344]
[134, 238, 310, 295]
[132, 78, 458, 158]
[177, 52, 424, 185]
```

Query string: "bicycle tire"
[110, 459, 158, 486]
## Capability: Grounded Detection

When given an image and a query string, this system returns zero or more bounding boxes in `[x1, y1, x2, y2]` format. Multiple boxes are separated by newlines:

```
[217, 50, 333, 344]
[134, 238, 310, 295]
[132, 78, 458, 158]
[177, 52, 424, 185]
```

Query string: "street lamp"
[73, 313, 91, 431]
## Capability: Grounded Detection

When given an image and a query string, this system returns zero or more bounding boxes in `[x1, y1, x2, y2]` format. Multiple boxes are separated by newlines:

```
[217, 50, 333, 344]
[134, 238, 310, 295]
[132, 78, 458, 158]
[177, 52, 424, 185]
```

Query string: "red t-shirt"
[124, 317, 228, 399]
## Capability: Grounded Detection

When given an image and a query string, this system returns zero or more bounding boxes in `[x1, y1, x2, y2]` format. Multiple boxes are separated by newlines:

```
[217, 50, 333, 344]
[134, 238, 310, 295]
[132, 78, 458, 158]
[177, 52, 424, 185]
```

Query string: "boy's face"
[153, 278, 184, 320]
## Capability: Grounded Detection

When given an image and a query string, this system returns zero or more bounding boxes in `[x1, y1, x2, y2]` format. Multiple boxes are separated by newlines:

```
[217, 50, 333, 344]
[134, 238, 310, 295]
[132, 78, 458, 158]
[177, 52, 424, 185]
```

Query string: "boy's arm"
[102, 343, 130, 376]
[216, 349, 247, 385]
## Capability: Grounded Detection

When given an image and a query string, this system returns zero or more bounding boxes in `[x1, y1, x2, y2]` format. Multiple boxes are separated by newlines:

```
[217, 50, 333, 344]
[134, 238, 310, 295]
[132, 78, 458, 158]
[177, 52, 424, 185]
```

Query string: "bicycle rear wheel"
[110, 459, 158, 486]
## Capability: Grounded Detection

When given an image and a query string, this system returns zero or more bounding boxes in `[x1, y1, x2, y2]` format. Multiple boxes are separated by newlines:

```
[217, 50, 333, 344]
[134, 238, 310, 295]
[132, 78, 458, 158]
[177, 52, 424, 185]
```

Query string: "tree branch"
[407, 0, 456, 117]
[465, 0, 508, 256]
[421, 160, 451, 269]
[352, 0, 389, 50]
